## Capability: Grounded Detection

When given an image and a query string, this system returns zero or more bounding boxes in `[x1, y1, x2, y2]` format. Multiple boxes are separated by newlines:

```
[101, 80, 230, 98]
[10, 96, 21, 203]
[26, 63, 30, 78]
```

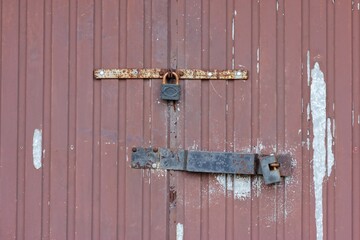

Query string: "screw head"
[152, 163, 157, 168]
[207, 72, 213, 77]
[99, 70, 105, 76]
[132, 147, 137, 152]
[153, 147, 158, 153]
[235, 71, 241, 76]
[132, 69, 138, 75]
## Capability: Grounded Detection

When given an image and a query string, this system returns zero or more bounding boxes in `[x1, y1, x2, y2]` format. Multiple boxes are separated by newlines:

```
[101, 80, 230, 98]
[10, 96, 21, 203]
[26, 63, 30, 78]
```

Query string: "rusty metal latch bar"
[94, 68, 248, 80]
[131, 147, 292, 185]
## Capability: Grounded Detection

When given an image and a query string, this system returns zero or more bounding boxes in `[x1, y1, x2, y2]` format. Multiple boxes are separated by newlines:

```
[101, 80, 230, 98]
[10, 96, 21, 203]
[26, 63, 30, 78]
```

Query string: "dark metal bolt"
[132, 147, 137, 152]
[153, 147, 158, 153]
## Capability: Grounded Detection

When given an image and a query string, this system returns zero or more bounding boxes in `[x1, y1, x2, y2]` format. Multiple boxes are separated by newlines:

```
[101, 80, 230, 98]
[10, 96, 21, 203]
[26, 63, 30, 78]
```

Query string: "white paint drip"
[311, 62, 333, 240]
[176, 223, 184, 240]
[307, 103, 311, 121]
[327, 118, 334, 177]
[33, 129, 42, 169]
[215, 175, 251, 200]
[358, 114, 360, 125]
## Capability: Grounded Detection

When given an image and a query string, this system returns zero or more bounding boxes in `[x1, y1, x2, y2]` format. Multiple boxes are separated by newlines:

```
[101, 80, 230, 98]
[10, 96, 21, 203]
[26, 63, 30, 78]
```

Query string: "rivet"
[152, 163, 157, 168]
[99, 70, 105, 76]
[153, 147, 158, 152]
[132, 147, 137, 152]
[132, 69, 138, 75]
[207, 72, 212, 77]
[235, 71, 241, 76]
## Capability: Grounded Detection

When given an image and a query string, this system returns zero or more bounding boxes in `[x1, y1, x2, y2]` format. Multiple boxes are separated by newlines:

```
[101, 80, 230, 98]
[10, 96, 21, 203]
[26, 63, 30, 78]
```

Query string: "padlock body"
[259, 156, 281, 184]
[161, 84, 181, 101]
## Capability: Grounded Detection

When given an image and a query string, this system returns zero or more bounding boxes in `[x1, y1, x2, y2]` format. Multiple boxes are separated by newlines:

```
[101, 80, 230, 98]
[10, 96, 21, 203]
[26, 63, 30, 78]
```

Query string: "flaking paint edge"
[33, 129, 42, 169]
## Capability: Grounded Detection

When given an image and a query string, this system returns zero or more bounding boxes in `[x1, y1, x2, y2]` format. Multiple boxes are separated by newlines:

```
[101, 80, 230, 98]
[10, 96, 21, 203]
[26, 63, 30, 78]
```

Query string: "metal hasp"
[131, 148, 292, 185]
[94, 68, 248, 80]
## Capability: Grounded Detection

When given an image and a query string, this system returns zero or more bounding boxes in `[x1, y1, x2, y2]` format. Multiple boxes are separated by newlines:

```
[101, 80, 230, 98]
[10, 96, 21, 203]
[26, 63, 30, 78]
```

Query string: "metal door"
[0, 0, 358, 240]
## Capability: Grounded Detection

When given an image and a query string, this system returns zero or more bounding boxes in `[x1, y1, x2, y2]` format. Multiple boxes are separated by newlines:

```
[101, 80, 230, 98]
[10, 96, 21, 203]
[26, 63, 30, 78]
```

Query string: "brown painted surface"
[0, 0, 359, 240]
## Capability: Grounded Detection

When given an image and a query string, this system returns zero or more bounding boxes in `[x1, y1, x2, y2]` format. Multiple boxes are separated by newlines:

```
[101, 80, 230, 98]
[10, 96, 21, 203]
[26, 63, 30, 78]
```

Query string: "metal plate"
[131, 148, 292, 181]
[186, 151, 256, 174]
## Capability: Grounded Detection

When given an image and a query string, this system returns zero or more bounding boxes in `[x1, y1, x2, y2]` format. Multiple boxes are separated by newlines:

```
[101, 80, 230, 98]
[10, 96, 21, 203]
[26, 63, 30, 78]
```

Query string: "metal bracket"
[131, 147, 292, 185]
[94, 68, 248, 80]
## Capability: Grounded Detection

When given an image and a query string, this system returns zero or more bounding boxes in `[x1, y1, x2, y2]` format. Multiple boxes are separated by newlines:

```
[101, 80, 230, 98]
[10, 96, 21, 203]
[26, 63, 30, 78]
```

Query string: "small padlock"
[161, 71, 181, 101]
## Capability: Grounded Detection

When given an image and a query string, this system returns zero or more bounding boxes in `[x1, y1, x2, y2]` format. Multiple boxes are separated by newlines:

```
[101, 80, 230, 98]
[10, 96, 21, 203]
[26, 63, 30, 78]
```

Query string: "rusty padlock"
[160, 71, 181, 101]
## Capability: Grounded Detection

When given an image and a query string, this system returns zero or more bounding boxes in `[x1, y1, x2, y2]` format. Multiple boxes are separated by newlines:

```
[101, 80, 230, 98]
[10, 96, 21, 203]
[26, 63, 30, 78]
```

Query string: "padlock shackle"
[162, 71, 179, 85]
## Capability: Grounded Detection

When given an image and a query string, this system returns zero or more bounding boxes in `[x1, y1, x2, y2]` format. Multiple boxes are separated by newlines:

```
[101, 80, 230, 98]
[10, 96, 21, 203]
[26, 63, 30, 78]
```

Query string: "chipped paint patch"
[215, 175, 251, 200]
[33, 129, 42, 169]
[176, 223, 184, 240]
[327, 118, 334, 177]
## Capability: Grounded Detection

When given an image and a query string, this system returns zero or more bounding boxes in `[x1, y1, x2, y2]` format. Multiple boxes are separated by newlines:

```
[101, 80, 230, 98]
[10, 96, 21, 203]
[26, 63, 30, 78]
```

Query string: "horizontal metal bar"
[94, 68, 248, 80]
[131, 147, 292, 177]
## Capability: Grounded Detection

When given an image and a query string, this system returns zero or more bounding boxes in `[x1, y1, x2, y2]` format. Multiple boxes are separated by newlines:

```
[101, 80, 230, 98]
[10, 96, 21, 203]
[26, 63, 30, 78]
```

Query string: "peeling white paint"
[352, 109, 355, 126]
[176, 223, 184, 240]
[33, 129, 42, 169]
[311, 62, 332, 240]
[358, 114, 360, 125]
[232, 16, 235, 41]
[307, 137, 310, 150]
[216, 175, 251, 200]
[307, 104, 311, 121]
[327, 118, 334, 177]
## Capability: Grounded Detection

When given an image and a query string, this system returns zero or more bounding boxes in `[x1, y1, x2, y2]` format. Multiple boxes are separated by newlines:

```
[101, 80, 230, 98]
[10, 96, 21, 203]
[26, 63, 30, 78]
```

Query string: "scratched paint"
[32, 129, 42, 169]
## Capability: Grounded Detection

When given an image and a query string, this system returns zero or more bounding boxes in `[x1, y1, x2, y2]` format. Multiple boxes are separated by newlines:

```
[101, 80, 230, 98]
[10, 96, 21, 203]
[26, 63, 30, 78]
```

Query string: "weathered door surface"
[0, 0, 358, 240]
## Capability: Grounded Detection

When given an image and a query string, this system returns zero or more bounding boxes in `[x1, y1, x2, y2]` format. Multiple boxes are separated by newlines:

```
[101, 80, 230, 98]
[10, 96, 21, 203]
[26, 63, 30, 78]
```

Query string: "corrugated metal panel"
[0, 0, 359, 240]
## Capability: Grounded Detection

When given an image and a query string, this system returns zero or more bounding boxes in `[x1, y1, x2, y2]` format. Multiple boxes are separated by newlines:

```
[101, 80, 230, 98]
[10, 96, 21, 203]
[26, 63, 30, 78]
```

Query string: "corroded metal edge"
[94, 68, 248, 80]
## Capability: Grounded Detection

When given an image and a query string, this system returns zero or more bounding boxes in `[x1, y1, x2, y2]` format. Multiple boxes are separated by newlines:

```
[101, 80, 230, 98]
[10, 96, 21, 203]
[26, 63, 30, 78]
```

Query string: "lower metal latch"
[131, 147, 292, 185]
